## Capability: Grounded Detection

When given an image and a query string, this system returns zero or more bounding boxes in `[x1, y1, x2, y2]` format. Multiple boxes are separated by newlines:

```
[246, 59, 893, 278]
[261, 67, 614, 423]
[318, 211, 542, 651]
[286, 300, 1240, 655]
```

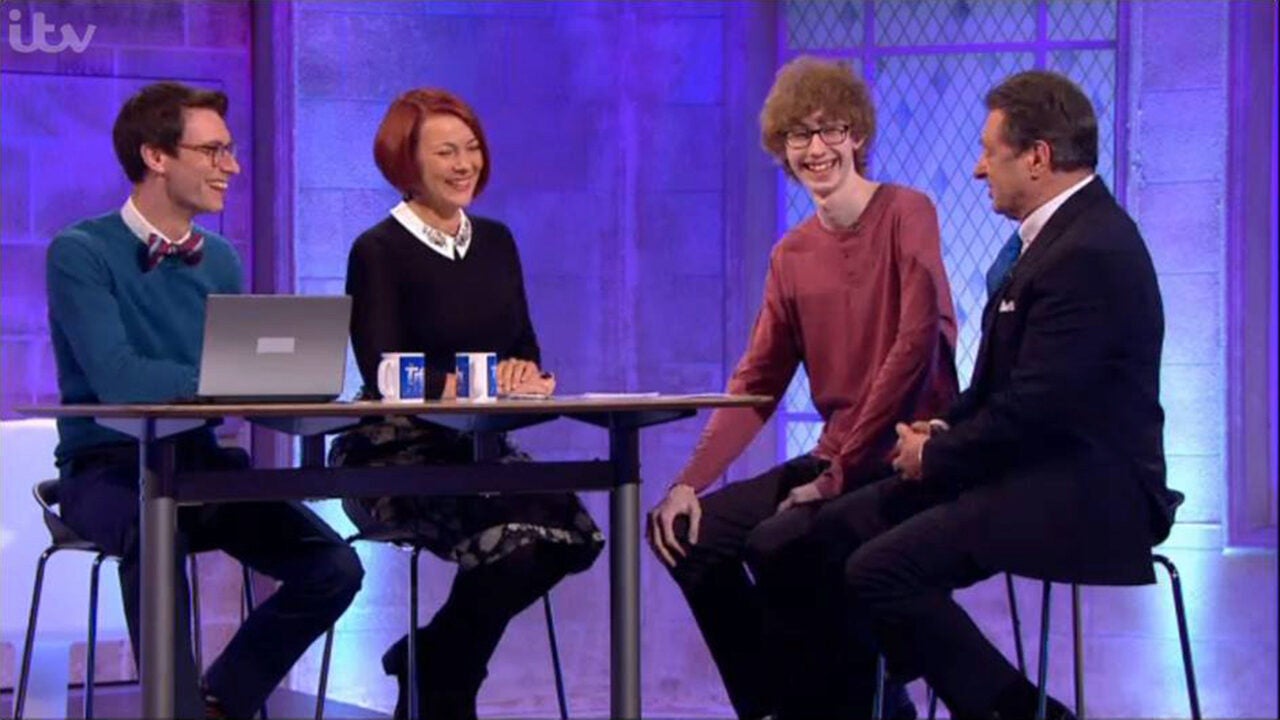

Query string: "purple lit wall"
[0, 0, 254, 417]
[1273, 4, 1279, 533]
[0, 0, 256, 691]
[1127, 0, 1230, 548]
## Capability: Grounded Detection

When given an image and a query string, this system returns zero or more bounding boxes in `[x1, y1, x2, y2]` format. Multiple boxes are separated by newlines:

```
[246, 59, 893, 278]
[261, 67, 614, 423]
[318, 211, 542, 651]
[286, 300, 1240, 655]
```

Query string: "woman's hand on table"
[507, 369, 556, 397]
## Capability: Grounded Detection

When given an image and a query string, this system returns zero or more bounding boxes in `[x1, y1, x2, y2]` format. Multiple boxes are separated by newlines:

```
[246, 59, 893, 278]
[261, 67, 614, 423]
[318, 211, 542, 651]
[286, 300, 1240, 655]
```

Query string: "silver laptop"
[197, 294, 351, 403]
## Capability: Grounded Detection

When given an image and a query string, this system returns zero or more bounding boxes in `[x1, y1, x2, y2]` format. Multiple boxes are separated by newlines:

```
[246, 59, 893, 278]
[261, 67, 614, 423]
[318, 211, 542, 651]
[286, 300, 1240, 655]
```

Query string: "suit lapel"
[1001, 177, 1112, 300]
[970, 177, 1115, 384]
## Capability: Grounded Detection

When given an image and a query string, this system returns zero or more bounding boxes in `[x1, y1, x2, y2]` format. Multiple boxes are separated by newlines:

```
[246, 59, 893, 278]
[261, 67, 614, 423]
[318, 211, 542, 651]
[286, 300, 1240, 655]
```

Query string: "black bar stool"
[873, 556, 1197, 720]
[15, 480, 260, 719]
[1007, 554, 1201, 720]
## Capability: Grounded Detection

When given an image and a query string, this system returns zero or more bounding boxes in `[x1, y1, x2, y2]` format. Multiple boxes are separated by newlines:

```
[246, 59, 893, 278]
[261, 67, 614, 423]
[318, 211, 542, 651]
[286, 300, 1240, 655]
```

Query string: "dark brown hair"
[112, 82, 229, 183]
[985, 70, 1098, 171]
[373, 88, 491, 200]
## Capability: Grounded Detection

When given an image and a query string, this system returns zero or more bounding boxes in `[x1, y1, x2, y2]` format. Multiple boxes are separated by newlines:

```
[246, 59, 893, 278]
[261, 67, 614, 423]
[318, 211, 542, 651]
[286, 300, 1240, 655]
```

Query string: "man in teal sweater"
[46, 82, 363, 719]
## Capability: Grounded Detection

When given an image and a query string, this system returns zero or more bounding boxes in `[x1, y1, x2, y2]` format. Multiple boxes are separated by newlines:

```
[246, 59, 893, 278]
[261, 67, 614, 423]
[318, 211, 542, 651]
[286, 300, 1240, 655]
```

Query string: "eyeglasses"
[176, 142, 237, 166]
[783, 124, 851, 150]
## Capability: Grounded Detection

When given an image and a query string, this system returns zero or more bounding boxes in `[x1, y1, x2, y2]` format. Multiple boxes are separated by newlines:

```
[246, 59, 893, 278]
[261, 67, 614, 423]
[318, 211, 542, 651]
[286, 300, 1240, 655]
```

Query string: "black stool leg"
[1071, 584, 1084, 719]
[408, 547, 424, 720]
[315, 626, 335, 720]
[85, 553, 109, 720]
[190, 554, 204, 677]
[1006, 573, 1027, 674]
[1036, 581, 1052, 720]
[242, 564, 256, 615]
[871, 655, 886, 720]
[541, 593, 569, 720]
[1153, 554, 1202, 720]
[926, 685, 939, 719]
[316, 535, 362, 720]
[240, 565, 270, 720]
[15, 546, 59, 720]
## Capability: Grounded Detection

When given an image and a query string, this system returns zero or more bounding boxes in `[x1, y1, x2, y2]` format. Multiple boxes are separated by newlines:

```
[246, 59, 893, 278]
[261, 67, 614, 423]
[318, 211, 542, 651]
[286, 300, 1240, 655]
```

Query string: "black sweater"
[345, 214, 540, 399]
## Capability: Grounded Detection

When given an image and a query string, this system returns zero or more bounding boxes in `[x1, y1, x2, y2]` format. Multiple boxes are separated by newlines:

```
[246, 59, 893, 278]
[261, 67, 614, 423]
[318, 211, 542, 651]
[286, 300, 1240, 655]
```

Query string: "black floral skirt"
[329, 417, 603, 571]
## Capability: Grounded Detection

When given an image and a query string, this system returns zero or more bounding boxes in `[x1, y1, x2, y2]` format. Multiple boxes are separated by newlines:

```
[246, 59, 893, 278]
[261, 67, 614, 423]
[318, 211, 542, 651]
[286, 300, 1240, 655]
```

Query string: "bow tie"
[141, 232, 204, 271]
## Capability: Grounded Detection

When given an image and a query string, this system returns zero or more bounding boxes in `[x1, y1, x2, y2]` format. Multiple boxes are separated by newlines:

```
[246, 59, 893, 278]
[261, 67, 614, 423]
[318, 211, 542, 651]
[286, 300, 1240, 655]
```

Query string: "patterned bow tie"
[142, 232, 204, 271]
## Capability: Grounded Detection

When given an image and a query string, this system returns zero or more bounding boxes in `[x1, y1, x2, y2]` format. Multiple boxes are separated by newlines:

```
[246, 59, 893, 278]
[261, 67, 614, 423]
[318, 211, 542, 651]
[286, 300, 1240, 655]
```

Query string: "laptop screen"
[197, 294, 351, 402]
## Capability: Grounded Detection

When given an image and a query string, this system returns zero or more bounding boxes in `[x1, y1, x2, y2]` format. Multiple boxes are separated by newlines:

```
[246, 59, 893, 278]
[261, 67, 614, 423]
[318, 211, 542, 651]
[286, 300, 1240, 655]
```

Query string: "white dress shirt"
[121, 196, 192, 245]
[1016, 173, 1096, 254]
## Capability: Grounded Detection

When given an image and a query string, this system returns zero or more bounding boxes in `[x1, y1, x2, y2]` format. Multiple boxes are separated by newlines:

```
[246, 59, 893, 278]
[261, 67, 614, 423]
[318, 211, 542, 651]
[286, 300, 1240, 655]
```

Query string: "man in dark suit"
[808, 70, 1177, 719]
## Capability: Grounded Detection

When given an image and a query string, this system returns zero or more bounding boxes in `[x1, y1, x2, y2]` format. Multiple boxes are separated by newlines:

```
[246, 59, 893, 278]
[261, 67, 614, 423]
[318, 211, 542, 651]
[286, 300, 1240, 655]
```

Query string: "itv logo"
[7, 7, 96, 54]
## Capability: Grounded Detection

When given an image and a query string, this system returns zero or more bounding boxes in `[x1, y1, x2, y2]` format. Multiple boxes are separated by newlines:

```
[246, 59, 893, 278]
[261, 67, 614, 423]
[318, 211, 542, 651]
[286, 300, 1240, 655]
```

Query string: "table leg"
[300, 435, 326, 469]
[472, 431, 501, 462]
[140, 421, 178, 719]
[609, 425, 641, 720]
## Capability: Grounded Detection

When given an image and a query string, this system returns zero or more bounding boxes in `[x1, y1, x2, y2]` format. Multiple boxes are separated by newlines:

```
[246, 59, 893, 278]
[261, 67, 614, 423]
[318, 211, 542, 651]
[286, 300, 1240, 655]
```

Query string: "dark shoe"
[200, 678, 230, 720]
[381, 633, 482, 720]
[992, 678, 1076, 720]
[381, 635, 411, 719]
[381, 633, 408, 675]
[885, 679, 918, 720]
[203, 695, 229, 719]
[995, 697, 1075, 720]
[390, 674, 408, 720]
[1040, 695, 1076, 720]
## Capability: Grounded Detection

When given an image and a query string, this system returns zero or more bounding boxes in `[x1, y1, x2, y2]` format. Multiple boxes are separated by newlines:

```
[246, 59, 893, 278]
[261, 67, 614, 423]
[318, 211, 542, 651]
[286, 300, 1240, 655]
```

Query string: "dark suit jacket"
[922, 177, 1175, 585]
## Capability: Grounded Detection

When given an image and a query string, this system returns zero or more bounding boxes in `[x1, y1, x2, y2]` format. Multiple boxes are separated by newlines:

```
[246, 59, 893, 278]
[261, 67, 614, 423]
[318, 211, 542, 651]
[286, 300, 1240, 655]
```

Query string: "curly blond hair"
[760, 56, 876, 177]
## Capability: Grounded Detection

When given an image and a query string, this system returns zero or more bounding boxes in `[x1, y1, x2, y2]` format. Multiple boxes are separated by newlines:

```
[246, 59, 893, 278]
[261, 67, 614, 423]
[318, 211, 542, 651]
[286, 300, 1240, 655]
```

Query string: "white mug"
[377, 352, 426, 401]
[455, 352, 498, 401]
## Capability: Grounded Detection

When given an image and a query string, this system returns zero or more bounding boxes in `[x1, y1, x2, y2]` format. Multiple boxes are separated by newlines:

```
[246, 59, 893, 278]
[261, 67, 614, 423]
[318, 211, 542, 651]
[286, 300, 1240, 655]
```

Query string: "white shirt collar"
[1017, 173, 1096, 253]
[120, 196, 191, 245]
[390, 202, 472, 261]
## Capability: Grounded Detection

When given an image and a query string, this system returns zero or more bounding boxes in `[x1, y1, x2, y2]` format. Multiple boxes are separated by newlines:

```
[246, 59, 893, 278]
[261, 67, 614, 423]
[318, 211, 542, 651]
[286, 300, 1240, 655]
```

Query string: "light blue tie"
[985, 231, 1022, 298]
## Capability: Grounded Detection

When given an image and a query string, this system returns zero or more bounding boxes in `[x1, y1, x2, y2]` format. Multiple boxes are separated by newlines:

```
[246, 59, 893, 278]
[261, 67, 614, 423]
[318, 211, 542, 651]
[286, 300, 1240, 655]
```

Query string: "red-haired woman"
[330, 88, 602, 719]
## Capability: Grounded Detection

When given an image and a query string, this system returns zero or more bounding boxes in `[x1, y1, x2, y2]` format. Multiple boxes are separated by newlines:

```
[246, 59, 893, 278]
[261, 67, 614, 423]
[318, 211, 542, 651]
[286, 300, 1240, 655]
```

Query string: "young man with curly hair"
[647, 56, 959, 720]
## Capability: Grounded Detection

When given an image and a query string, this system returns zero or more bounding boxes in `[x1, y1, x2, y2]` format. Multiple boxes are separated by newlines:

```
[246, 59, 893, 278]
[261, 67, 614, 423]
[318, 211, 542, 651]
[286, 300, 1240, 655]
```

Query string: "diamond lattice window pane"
[872, 52, 1035, 385]
[785, 419, 825, 457]
[1047, 0, 1115, 41]
[773, 1, 1119, 465]
[875, 0, 1037, 46]
[784, 181, 816, 231]
[1049, 49, 1116, 189]
[783, 367, 816, 414]
[786, 0, 865, 50]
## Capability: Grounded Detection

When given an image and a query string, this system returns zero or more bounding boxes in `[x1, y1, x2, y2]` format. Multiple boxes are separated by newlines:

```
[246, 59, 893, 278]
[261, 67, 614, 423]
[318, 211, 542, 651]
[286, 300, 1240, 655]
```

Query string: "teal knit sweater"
[46, 212, 243, 464]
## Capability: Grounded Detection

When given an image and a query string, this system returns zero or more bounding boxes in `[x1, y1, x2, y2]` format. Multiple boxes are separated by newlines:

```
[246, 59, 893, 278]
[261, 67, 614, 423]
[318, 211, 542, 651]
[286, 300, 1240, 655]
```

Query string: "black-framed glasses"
[783, 124, 851, 150]
[176, 142, 237, 166]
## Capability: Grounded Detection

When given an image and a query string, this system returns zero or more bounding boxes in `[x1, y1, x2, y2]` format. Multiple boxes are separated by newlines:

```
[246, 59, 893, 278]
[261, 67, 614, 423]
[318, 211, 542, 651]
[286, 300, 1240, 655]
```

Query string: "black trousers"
[58, 434, 365, 720]
[813, 475, 1043, 718]
[664, 455, 884, 719]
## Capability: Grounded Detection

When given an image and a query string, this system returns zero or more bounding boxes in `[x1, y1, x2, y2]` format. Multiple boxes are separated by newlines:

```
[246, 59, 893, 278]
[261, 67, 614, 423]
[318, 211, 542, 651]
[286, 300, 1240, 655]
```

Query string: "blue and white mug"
[377, 352, 426, 402]
[455, 352, 498, 401]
